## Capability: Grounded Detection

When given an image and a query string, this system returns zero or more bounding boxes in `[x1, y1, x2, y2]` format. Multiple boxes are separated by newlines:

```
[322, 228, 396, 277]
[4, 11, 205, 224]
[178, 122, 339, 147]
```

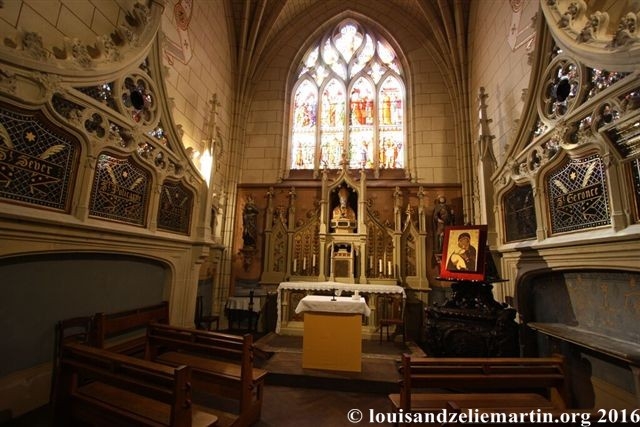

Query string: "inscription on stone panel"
[89, 153, 149, 226]
[547, 154, 610, 234]
[0, 106, 78, 210]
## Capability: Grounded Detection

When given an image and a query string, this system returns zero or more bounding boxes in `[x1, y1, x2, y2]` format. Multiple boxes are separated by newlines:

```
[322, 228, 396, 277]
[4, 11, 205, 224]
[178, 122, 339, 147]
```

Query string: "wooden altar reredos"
[260, 165, 430, 288]
[254, 164, 431, 338]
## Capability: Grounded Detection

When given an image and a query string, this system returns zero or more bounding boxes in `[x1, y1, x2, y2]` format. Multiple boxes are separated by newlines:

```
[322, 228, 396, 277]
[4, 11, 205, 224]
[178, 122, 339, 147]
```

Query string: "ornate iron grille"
[504, 184, 537, 242]
[89, 153, 149, 226]
[0, 105, 78, 210]
[157, 180, 193, 234]
[547, 154, 610, 234]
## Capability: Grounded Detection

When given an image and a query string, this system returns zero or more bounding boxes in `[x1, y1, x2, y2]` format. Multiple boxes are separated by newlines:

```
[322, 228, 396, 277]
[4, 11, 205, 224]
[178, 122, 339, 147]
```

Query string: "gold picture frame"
[438, 225, 488, 281]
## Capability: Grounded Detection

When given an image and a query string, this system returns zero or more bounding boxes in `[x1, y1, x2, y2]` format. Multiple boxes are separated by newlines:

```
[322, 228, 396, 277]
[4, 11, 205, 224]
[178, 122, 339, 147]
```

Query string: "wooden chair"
[195, 295, 220, 331]
[377, 294, 405, 343]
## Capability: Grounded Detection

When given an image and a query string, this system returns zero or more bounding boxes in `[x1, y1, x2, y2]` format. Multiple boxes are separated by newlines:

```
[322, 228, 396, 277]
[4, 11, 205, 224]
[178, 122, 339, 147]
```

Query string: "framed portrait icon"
[438, 225, 488, 281]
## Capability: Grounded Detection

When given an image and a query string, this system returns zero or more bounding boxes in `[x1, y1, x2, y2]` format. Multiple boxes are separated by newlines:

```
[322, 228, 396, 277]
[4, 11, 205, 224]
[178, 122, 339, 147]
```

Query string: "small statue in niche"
[433, 196, 454, 254]
[332, 185, 356, 221]
[242, 194, 259, 249]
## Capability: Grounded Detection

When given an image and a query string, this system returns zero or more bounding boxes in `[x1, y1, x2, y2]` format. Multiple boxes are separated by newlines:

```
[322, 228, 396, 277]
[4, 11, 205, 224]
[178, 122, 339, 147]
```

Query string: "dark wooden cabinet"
[404, 296, 424, 343]
[423, 280, 519, 357]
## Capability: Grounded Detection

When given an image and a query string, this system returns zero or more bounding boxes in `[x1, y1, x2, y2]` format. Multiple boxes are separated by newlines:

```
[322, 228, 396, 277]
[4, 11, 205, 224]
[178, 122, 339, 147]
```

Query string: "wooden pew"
[145, 322, 268, 427]
[388, 353, 570, 415]
[54, 341, 218, 427]
[91, 301, 169, 355]
[50, 315, 93, 404]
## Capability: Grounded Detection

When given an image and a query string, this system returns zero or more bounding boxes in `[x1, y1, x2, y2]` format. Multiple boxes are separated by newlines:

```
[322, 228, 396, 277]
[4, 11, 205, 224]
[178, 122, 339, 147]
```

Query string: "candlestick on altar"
[378, 259, 383, 272]
[303, 257, 307, 271]
[387, 261, 392, 276]
[312, 254, 316, 267]
[293, 259, 297, 273]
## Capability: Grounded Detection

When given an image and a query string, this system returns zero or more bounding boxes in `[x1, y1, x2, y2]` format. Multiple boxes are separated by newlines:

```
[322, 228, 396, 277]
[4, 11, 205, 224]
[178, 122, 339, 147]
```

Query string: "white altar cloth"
[295, 295, 372, 317]
[276, 281, 404, 333]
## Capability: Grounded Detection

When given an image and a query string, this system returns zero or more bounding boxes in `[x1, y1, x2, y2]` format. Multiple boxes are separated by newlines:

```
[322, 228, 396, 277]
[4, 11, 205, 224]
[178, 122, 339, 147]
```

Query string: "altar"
[276, 281, 405, 337]
[296, 295, 371, 372]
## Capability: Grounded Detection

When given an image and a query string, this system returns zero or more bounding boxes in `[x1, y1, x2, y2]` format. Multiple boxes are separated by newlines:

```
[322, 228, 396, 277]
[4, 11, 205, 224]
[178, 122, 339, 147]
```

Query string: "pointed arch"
[288, 18, 406, 174]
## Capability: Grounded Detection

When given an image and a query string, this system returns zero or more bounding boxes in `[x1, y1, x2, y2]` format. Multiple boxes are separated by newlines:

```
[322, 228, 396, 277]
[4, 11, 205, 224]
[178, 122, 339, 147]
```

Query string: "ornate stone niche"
[330, 184, 357, 233]
[323, 167, 365, 283]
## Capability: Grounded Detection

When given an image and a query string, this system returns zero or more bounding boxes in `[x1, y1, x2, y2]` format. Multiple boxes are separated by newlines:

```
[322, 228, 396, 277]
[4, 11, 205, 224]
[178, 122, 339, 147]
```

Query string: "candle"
[312, 254, 316, 267]
[293, 259, 297, 272]
[378, 259, 382, 272]
[369, 256, 373, 268]
[303, 257, 307, 270]
[387, 261, 392, 276]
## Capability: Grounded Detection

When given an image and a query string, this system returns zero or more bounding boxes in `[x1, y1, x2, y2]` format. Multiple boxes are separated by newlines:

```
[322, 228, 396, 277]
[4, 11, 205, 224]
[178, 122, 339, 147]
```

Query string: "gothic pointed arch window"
[290, 19, 405, 173]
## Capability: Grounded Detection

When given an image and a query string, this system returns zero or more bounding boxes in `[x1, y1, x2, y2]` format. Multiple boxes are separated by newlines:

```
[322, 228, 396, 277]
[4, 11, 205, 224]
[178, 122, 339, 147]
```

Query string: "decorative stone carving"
[31, 72, 62, 98]
[19, 32, 51, 62]
[0, 69, 17, 95]
[1, 1, 160, 73]
[577, 11, 609, 43]
[542, 0, 640, 71]
[609, 12, 639, 48]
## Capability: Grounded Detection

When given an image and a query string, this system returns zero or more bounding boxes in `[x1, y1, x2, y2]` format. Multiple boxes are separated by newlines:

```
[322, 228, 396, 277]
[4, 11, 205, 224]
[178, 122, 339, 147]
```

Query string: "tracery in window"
[290, 20, 405, 172]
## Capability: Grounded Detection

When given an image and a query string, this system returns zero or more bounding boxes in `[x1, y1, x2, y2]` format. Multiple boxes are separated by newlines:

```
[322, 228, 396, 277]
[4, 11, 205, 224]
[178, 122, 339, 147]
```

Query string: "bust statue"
[332, 186, 356, 221]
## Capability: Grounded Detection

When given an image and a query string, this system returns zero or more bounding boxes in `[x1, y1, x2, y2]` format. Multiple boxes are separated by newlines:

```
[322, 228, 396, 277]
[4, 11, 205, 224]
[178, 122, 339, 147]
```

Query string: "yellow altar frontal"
[295, 295, 371, 372]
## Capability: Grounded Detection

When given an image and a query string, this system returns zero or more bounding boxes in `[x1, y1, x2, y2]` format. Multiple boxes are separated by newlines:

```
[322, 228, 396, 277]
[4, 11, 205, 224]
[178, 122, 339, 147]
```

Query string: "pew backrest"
[398, 353, 570, 411]
[145, 322, 248, 363]
[91, 301, 169, 354]
[145, 322, 267, 426]
[55, 341, 195, 427]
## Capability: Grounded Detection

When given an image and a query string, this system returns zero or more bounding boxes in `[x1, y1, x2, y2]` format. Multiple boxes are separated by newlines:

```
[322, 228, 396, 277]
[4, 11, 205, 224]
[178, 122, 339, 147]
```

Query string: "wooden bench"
[145, 322, 268, 427]
[389, 353, 570, 415]
[50, 315, 93, 404]
[91, 301, 169, 355]
[54, 341, 218, 427]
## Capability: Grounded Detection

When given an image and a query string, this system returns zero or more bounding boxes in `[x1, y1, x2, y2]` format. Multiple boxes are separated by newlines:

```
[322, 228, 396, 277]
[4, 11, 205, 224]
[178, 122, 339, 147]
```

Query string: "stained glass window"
[290, 20, 405, 171]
